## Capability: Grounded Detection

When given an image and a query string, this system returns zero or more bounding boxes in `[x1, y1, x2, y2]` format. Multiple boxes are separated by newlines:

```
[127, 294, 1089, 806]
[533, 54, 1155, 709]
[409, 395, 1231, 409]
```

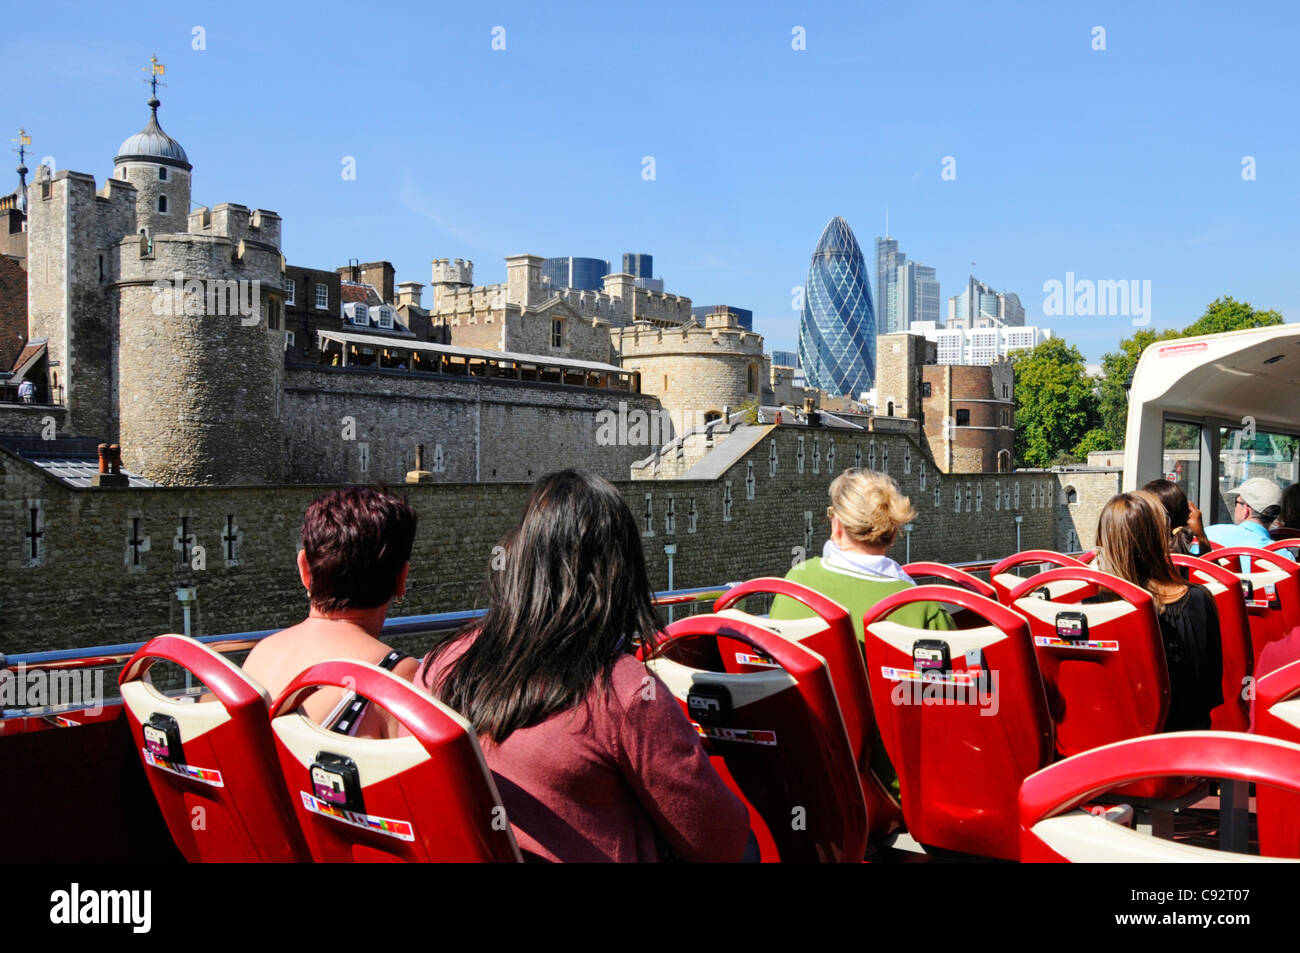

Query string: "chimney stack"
[91, 443, 129, 487]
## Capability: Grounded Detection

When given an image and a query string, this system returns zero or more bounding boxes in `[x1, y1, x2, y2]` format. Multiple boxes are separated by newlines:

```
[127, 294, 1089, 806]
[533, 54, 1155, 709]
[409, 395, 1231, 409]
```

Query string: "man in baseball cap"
[1206, 477, 1284, 550]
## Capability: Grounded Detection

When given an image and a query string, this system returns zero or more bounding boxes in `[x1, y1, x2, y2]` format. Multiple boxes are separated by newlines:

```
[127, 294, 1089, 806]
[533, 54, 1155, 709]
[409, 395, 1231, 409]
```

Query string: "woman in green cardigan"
[769, 468, 953, 795]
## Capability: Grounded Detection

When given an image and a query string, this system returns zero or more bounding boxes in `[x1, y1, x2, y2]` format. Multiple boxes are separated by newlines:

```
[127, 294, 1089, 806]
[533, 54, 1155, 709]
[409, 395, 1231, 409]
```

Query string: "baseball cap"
[1230, 477, 1283, 515]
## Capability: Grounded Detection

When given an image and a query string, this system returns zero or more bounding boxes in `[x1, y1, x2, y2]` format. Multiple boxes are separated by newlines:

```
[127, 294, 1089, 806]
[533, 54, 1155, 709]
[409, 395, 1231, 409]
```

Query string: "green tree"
[1072, 427, 1114, 459]
[1011, 338, 1101, 468]
[1096, 297, 1284, 449]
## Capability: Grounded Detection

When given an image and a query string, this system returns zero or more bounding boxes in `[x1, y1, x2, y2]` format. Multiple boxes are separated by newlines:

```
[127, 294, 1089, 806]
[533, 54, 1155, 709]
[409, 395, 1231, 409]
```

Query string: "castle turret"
[113, 86, 191, 236]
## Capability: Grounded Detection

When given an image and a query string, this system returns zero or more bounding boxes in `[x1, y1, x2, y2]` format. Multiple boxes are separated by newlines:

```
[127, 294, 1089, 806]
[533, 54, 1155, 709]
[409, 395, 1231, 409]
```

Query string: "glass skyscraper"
[799, 217, 876, 398]
[542, 256, 610, 291]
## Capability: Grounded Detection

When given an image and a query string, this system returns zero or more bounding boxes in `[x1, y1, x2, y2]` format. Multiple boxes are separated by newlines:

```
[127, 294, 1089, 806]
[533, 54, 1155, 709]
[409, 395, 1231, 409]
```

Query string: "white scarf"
[822, 539, 914, 584]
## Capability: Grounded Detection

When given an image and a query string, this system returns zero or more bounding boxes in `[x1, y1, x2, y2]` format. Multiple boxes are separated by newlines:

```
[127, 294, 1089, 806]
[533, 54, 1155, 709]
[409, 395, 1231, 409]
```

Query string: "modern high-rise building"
[770, 349, 800, 368]
[948, 275, 1023, 329]
[876, 236, 940, 333]
[911, 322, 1051, 365]
[542, 256, 610, 292]
[799, 217, 876, 398]
[623, 253, 652, 278]
[691, 304, 753, 330]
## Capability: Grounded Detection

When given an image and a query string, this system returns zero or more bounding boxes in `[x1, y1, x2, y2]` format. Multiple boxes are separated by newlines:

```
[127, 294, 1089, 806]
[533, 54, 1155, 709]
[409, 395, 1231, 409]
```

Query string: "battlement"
[118, 231, 284, 285]
[612, 321, 765, 357]
[431, 257, 474, 286]
[188, 203, 282, 249]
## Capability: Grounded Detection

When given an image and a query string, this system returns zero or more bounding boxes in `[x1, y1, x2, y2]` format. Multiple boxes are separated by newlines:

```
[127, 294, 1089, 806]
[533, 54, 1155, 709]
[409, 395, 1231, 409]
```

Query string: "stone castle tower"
[25, 81, 286, 485]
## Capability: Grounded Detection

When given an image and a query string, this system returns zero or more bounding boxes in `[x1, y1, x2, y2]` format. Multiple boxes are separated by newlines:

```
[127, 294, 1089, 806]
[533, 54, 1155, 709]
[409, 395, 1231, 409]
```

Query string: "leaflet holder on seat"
[1170, 553, 1253, 732]
[1206, 547, 1300, 660]
[651, 614, 868, 862]
[990, 550, 1089, 605]
[711, 576, 901, 839]
[119, 634, 310, 863]
[1020, 731, 1300, 862]
[269, 659, 522, 863]
[860, 586, 1054, 859]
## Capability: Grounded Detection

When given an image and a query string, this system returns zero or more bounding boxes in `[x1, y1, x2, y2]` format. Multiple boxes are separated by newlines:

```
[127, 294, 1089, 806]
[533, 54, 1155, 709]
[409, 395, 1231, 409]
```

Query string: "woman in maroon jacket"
[418, 470, 750, 863]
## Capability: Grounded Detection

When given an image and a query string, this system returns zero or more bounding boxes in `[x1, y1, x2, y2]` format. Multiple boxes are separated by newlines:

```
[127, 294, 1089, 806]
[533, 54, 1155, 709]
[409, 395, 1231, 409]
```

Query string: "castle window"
[158, 195, 168, 213]
[921, 381, 932, 398]
[956, 408, 970, 426]
[158, 167, 167, 181]
[98, 255, 104, 282]
[747, 364, 756, 394]
[285, 278, 295, 306]
[551, 319, 563, 348]
[285, 330, 296, 349]
[315, 284, 329, 310]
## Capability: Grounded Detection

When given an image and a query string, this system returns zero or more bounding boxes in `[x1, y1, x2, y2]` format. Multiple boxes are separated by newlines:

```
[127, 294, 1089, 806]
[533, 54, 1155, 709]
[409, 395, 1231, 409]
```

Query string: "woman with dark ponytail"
[418, 470, 749, 863]
[1142, 478, 1212, 556]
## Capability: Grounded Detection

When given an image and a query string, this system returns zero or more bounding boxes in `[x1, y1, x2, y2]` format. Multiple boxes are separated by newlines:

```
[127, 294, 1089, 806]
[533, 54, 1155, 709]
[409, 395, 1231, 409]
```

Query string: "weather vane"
[142, 55, 166, 99]
[11, 128, 30, 167]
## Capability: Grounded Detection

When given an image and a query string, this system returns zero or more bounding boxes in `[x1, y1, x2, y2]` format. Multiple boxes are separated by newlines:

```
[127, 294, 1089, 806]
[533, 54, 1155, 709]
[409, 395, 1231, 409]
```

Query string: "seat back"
[859, 586, 1053, 859]
[1171, 554, 1253, 731]
[1206, 547, 1300, 660]
[119, 634, 310, 862]
[1020, 732, 1300, 862]
[1250, 659, 1300, 857]
[651, 614, 868, 862]
[712, 577, 900, 838]
[1008, 568, 1168, 758]
[902, 562, 998, 600]
[270, 660, 521, 863]
[989, 550, 1089, 604]
[1267, 539, 1300, 559]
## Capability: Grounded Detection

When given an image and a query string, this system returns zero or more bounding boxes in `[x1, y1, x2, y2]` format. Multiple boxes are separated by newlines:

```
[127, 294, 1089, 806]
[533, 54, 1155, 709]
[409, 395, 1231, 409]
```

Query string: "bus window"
[1217, 423, 1297, 521]
[1162, 420, 1202, 510]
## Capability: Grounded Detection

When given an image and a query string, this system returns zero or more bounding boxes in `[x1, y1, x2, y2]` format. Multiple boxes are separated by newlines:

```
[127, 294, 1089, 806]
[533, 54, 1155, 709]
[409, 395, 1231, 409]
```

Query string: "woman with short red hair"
[243, 486, 420, 738]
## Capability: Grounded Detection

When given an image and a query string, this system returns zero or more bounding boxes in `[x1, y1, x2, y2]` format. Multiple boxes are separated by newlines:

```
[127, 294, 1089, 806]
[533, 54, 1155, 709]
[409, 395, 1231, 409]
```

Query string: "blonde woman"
[769, 469, 953, 642]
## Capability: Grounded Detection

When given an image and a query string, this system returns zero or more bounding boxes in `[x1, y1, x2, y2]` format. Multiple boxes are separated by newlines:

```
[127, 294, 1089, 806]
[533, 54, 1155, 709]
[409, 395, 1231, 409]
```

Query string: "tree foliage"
[1011, 337, 1101, 468]
[1096, 297, 1285, 448]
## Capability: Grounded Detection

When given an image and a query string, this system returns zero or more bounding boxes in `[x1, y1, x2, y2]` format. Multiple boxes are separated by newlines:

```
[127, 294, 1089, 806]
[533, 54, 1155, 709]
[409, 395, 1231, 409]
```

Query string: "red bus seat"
[860, 586, 1053, 859]
[119, 634, 310, 863]
[1020, 732, 1300, 862]
[1008, 568, 1200, 801]
[269, 659, 521, 863]
[1267, 539, 1300, 559]
[651, 614, 868, 862]
[901, 562, 998, 600]
[712, 577, 901, 839]
[1206, 547, 1300, 661]
[990, 550, 1089, 604]
[1250, 658, 1300, 857]
[1171, 553, 1253, 731]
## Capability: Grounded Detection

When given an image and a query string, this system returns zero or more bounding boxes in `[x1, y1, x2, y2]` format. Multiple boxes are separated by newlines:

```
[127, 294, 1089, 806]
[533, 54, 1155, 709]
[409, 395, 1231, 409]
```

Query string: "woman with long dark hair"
[418, 469, 749, 863]
[1095, 491, 1223, 730]
[1141, 478, 1211, 555]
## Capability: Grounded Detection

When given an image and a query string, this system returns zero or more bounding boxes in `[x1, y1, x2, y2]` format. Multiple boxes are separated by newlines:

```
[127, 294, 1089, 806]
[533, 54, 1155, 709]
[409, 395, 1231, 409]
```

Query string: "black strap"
[329, 652, 411, 735]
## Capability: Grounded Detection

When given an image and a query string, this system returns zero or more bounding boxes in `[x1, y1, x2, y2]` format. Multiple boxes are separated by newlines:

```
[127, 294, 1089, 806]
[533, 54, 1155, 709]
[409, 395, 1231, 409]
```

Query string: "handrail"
[4, 584, 738, 671]
[2, 554, 1090, 710]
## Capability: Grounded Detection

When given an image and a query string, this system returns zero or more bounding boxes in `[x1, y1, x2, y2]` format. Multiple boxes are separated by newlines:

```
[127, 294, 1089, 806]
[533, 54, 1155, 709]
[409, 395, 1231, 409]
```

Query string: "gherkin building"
[798, 216, 877, 398]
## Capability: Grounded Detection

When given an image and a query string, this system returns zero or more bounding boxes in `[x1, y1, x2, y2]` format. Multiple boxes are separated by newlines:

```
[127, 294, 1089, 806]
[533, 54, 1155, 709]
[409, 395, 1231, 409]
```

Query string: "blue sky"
[5, 0, 1298, 363]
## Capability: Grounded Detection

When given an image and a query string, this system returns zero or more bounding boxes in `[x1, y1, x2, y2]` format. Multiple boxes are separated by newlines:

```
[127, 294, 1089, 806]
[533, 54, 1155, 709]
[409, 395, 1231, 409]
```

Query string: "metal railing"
[0, 555, 1075, 722]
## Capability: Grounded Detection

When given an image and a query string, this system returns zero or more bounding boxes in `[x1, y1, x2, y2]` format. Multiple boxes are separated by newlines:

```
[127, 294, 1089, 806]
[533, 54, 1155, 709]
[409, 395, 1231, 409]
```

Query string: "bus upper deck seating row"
[118, 544, 1299, 863]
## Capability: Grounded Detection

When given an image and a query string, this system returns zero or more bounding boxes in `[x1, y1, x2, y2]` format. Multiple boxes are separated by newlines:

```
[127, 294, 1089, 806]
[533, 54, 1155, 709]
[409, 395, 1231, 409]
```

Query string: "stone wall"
[280, 366, 664, 485]
[0, 253, 28, 373]
[0, 426, 1121, 653]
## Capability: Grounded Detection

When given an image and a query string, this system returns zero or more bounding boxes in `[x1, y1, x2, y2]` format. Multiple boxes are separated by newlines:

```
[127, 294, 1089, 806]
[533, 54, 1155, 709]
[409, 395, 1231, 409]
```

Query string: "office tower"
[877, 236, 940, 333]
[623, 253, 653, 279]
[541, 256, 610, 292]
[799, 217, 876, 398]
[692, 305, 753, 331]
[771, 349, 800, 368]
[948, 275, 1022, 329]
